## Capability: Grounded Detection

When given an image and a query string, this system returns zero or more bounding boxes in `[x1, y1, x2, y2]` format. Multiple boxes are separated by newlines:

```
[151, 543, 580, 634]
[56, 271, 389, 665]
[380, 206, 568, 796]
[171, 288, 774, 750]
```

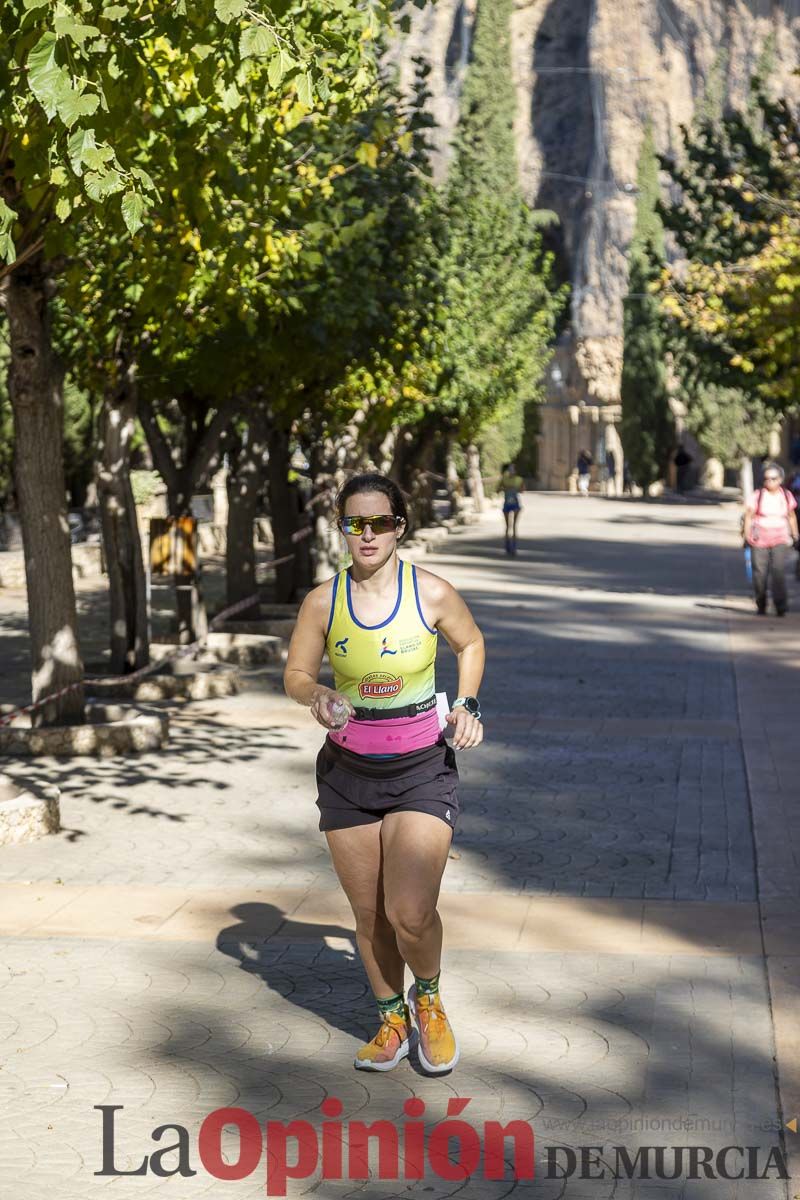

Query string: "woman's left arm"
[421, 571, 485, 750]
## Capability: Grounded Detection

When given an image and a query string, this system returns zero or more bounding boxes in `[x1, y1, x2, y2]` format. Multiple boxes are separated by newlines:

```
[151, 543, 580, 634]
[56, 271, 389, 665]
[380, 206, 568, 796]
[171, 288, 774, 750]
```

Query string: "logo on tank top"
[358, 671, 404, 700]
[379, 636, 397, 657]
[334, 637, 349, 657]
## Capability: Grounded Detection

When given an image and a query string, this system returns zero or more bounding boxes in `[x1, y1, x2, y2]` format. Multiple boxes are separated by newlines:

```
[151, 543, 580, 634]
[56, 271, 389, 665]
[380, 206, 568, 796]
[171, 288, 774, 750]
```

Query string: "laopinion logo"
[95, 1101, 790, 1195]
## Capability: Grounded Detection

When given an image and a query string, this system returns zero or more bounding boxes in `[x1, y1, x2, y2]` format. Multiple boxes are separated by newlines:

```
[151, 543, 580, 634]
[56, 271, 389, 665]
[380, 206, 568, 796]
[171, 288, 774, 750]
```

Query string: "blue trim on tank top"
[325, 572, 340, 639]
[345, 559, 403, 630]
[412, 563, 437, 635]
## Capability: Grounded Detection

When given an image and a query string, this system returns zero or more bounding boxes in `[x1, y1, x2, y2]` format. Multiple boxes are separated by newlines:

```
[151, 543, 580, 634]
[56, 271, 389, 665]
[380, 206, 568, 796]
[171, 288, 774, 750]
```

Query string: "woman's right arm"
[283, 586, 353, 728]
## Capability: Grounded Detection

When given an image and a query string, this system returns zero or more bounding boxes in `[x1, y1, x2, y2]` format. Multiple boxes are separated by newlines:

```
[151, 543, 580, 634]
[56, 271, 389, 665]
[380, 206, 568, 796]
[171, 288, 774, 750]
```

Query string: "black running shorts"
[315, 735, 460, 833]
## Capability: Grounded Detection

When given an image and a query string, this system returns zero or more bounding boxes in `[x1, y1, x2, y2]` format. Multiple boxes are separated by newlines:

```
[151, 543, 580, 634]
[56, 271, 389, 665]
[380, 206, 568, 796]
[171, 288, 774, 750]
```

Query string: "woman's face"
[763, 468, 783, 492]
[341, 491, 404, 567]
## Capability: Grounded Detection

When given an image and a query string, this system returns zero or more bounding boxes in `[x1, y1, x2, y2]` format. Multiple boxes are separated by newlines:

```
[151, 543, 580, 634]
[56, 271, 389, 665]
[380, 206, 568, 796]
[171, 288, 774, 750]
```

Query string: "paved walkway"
[1, 494, 798, 1198]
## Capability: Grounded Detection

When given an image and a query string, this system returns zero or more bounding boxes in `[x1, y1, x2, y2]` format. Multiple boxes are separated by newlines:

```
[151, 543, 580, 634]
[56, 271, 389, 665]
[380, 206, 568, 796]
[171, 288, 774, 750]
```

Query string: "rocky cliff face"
[397, 0, 800, 406]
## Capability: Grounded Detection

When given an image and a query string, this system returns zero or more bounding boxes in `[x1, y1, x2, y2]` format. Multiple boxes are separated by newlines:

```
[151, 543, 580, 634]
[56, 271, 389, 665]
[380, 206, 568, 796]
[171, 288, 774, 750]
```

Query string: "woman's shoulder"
[298, 573, 340, 622]
[409, 562, 455, 604]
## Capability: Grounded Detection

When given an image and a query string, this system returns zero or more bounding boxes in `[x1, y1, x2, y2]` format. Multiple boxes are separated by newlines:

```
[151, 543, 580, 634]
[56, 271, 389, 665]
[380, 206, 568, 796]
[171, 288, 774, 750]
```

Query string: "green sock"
[377, 992, 407, 1021]
[414, 970, 441, 999]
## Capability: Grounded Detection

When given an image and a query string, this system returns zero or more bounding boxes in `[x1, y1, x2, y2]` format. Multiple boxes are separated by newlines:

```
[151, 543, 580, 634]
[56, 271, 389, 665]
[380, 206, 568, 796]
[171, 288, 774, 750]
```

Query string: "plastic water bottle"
[329, 697, 350, 729]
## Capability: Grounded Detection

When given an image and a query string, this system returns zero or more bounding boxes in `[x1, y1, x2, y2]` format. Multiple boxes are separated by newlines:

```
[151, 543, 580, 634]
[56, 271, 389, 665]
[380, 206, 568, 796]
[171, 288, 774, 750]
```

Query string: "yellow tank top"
[324, 557, 438, 709]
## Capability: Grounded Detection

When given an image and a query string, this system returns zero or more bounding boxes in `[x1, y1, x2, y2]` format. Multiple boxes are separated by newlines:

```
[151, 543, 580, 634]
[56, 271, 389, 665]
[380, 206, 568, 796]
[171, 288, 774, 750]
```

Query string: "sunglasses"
[339, 515, 402, 536]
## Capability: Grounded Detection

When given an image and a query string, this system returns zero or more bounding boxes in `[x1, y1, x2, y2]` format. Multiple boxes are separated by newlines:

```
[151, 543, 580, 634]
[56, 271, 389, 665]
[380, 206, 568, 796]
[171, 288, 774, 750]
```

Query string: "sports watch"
[453, 696, 481, 720]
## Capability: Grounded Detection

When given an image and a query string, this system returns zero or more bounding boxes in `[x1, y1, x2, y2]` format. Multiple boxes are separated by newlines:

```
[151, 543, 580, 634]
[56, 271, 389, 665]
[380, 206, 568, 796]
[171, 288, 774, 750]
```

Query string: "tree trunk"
[2, 252, 84, 725]
[466, 442, 486, 513]
[391, 425, 436, 531]
[445, 433, 463, 516]
[225, 415, 268, 611]
[139, 393, 233, 637]
[266, 419, 299, 604]
[96, 351, 149, 673]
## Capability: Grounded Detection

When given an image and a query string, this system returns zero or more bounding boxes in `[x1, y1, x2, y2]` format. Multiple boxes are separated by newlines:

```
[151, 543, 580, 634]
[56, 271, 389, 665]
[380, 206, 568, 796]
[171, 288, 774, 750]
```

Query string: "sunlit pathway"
[1, 493, 797, 1198]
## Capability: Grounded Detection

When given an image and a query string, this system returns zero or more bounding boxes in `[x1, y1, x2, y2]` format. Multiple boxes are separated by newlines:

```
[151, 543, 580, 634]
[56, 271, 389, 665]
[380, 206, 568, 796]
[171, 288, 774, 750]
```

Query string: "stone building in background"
[396, 0, 800, 490]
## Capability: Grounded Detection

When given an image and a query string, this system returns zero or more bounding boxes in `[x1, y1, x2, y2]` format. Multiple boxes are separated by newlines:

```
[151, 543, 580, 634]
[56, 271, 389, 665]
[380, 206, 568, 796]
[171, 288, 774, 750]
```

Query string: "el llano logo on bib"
[359, 671, 403, 699]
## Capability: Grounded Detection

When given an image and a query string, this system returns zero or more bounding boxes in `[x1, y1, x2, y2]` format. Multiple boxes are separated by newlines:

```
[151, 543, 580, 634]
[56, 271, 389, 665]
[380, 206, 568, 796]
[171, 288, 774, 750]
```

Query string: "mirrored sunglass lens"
[341, 518, 364, 534]
[341, 516, 396, 534]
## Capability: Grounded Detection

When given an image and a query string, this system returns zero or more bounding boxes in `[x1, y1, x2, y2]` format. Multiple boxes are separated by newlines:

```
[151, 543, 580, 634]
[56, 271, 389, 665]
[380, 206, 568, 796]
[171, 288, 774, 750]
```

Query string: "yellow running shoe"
[408, 984, 459, 1073]
[353, 1009, 411, 1072]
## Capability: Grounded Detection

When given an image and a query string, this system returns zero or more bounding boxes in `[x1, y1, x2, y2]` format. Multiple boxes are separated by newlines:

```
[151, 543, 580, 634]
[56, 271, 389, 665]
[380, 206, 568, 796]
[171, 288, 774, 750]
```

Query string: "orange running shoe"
[408, 984, 459, 1073]
[353, 1009, 412, 1072]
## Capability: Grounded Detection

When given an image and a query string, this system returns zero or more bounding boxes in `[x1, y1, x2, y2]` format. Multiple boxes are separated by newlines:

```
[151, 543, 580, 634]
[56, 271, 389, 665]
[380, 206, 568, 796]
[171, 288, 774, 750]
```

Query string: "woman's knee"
[353, 904, 393, 942]
[385, 903, 437, 943]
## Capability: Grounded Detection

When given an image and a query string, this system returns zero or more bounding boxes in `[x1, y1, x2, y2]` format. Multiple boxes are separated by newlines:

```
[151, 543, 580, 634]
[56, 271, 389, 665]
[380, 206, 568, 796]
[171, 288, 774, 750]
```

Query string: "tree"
[0, 0, 397, 718]
[431, 0, 565, 499]
[620, 126, 674, 490]
[659, 87, 800, 420]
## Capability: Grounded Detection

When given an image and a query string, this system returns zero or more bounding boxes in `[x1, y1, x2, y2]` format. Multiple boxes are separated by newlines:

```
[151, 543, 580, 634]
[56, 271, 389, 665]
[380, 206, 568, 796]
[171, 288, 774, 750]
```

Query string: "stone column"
[212, 467, 229, 552]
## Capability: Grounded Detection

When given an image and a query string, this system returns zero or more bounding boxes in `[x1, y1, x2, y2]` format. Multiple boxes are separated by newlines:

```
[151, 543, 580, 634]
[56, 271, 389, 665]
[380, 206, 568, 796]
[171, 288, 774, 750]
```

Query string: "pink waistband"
[328, 708, 441, 755]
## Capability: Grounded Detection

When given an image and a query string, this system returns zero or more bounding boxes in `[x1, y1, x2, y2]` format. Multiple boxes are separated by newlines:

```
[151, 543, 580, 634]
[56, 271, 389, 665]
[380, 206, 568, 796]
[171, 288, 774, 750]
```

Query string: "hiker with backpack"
[743, 462, 800, 616]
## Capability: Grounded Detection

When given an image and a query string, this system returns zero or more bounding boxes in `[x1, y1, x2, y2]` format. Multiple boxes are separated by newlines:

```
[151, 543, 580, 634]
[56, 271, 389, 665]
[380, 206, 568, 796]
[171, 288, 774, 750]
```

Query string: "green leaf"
[67, 126, 96, 175]
[268, 47, 295, 90]
[215, 0, 247, 20]
[296, 72, 313, 109]
[84, 167, 124, 201]
[130, 165, 155, 192]
[221, 83, 241, 111]
[183, 105, 207, 126]
[239, 24, 274, 58]
[27, 33, 62, 120]
[0, 232, 16, 266]
[55, 195, 71, 221]
[54, 12, 101, 44]
[121, 190, 146, 235]
[56, 88, 100, 129]
[82, 143, 115, 170]
[191, 43, 214, 60]
[101, 3, 129, 16]
[0, 197, 15, 233]
[50, 165, 69, 186]
[23, 0, 49, 9]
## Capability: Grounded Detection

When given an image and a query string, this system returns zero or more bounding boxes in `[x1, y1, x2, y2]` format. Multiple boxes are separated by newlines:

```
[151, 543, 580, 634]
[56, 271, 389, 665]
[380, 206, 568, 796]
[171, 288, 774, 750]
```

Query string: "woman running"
[500, 461, 523, 556]
[283, 472, 485, 1073]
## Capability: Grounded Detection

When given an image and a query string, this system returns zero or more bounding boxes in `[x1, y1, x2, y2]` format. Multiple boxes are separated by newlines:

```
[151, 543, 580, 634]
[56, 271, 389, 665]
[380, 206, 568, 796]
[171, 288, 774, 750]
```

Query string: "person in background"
[576, 449, 593, 497]
[674, 443, 693, 494]
[753, 454, 768, 489]
[788, 467, 800, 579]
[605, 448, 618, 496]
[743, 462, 799, 616]
[500, 461, 523, 556]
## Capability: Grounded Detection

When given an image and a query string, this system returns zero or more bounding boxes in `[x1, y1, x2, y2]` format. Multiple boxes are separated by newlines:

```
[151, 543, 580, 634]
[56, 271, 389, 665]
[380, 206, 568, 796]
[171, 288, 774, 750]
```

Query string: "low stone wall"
[0, 704, 168, 758]
[86, 661, 240, 702]
[0, 774, 61, 845]
[203, 632, 286, 667]
[0, 543, 103, 589]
